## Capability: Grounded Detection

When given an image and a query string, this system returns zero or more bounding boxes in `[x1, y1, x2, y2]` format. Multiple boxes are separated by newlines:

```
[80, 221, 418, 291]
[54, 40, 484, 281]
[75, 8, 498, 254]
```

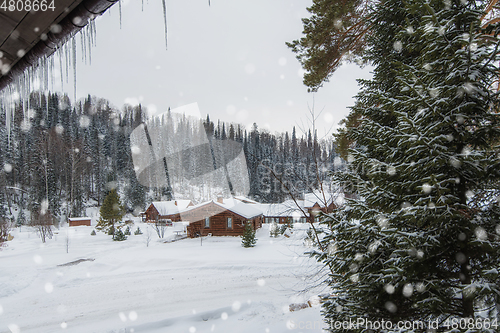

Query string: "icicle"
[72, 37, 77, 104]
[162, 0, 168, 50]
[119, 0, 122, 29]
[58, 48, 64, 91]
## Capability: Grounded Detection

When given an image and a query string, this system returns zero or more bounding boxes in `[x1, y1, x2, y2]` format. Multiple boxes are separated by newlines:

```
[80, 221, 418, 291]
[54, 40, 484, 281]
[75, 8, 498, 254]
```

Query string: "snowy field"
[0, 223, 326, 333]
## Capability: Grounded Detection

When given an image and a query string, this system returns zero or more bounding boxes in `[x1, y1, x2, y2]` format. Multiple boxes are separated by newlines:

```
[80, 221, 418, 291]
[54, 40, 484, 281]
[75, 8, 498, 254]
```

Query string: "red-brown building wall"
[183, 202, 262, 237]
[68, 219, 91, 227]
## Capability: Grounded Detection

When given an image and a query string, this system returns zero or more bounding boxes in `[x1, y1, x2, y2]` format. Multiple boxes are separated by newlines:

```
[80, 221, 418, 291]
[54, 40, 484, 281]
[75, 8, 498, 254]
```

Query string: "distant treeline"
[0, 92, 339, 222]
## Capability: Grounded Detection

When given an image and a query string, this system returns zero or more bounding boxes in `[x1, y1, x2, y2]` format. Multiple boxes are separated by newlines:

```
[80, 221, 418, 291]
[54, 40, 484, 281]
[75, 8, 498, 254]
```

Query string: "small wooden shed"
[68, 217, 92, 227]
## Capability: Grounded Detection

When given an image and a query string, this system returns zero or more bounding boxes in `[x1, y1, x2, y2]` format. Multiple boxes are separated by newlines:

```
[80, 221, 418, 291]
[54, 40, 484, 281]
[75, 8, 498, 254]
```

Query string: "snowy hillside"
[0, 224, 325, 333]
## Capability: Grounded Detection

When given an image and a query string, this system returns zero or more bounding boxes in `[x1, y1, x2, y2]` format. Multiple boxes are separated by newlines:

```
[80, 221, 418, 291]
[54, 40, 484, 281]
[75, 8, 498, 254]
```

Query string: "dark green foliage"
[124, 226, 131, 236]
[90, 229, 96, 236]
[279, 224, 287, 235]
[307, 0, 500, 330]
[112, 228, 127, 241]
[16, 209, 26, 227]
[134, 227, 143, 235]
[96, 189, 125, 234]
[241, 222, 257, 248]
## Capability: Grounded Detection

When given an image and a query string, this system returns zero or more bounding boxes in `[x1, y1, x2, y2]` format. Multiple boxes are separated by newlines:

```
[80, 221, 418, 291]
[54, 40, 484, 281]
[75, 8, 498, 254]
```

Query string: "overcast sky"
[69, 0, 372, 138]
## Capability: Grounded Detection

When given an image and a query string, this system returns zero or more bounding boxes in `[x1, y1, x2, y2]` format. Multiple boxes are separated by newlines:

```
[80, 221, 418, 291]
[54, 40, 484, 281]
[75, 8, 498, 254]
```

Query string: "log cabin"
[183, 199, 263, 238]
[143, 200, 194, 223]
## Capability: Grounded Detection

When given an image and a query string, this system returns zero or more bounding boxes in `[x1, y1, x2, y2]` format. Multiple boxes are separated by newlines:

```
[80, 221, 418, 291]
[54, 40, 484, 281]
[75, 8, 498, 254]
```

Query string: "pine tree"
[113, 228, 127, 241]
[241, 222, 257, 248]
[124, 226, 131, 236]
[96, 189, 125, 234]
[310, 0, 500, 330]
[134, 227, 143, 235]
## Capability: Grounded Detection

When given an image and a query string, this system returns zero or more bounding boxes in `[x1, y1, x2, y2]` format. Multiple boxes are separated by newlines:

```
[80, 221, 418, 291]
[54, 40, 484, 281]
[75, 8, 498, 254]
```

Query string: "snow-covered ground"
[0, 223, 327, 333]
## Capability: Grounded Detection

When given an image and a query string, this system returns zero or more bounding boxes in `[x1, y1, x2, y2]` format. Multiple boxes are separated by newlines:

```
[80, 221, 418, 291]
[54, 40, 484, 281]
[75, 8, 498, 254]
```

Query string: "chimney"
[217, 195, 224, 204]
[174, 201, 177, 206]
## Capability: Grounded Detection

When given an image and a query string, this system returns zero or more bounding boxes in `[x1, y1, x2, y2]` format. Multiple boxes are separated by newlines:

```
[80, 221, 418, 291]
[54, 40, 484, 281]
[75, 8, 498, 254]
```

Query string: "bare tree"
[30, 210, 54, 243]
[145, 225, 152, 247]
[153, 220, 167, 238]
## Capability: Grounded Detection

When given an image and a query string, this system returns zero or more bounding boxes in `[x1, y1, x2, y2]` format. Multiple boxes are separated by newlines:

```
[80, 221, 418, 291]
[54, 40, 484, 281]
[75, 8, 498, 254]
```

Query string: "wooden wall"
[184, 202, 262, 238]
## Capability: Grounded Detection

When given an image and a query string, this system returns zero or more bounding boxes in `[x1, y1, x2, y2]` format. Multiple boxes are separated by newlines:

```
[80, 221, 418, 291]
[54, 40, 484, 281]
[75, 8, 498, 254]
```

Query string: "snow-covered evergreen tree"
[241, 222, 257, 248]
[96, 189, 125, 234]
[311, 0, 500, 330]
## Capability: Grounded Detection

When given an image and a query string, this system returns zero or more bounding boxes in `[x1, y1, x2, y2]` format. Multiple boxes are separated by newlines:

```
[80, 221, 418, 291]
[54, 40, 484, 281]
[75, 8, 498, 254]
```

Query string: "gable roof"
[181, 199, 263, 220]
[151, 200, 193, 216]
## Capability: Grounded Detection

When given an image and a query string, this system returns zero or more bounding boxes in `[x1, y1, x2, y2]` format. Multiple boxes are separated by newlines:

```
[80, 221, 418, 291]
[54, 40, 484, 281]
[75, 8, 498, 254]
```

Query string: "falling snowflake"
[189, 326, 197, 333]
[44, 282, 54, 293]
[474, 227, 487, 241]
[429, 88, 440, 98]
[384, 284, 395, 294]
[385, 301, 397, 313]
[416, 282, 425, 293]
[450, 157, 461, 168]
[79, 116, 90, 128]
[423, 63, 432, 71]
[387, 166, 396, 176]
[3, 163, 12, 173]
[456, 252, 467, 264]
[402, 283, 413, 297]
[129, 311, 138, 321]
[334, 19, 342, 29]
[61, 322, 68, 329]
[377, 216, 389, 229]
[257, 278, 266, 287]
[55, 124, 64, 135]
[232, 301, 241, 312]
[221, 312, 228, 320]
[33, 254, 43, 264]
[406, 26, 414, 34]
[422, 183, 432, 194]
[327, 243, 337, 256]
[393, 41, 403, 52]
[131, 145, 141, 155]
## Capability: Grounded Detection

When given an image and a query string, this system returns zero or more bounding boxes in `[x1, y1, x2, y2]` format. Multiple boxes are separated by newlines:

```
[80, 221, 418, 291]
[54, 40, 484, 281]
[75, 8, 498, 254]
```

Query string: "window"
[205, 217, 210, 228]
[227, 217, 232, 228]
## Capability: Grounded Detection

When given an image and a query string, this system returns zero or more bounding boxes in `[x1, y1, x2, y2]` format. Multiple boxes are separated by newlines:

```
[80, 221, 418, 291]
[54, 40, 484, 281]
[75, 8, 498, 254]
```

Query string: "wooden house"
[68, 217, 91, 227]
[183, 200, 263, 238]
[144, 200, 194, 223]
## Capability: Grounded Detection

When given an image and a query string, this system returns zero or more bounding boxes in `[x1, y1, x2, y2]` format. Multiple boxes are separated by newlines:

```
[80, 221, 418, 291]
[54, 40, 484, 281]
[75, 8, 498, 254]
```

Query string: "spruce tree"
[241, 222, 257, 248]
[113, 228, 127, 241]
[294, 0, 500, 330]
[96, 189, 125, 234]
